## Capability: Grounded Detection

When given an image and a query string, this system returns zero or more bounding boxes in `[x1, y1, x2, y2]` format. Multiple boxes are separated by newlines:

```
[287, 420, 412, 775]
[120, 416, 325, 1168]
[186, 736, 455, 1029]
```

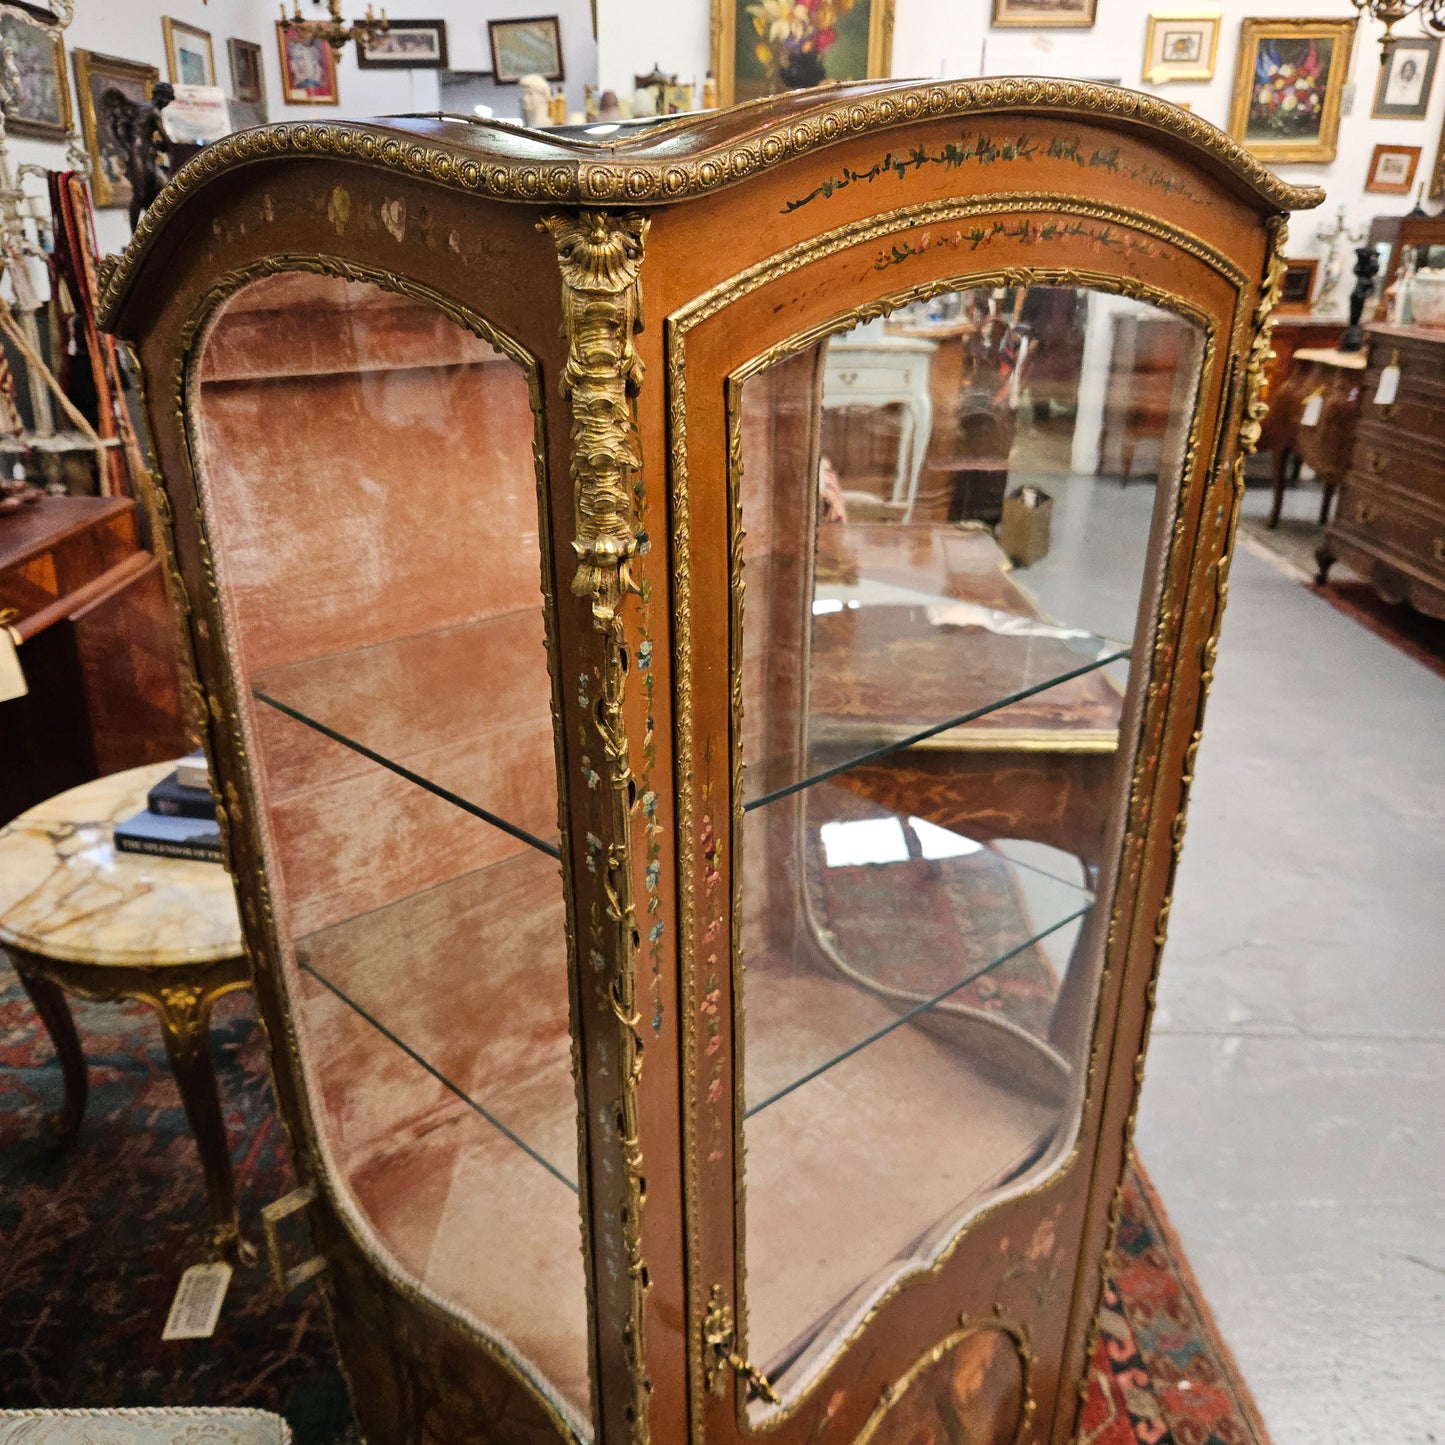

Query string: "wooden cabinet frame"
[100, 80, 1318, 1445]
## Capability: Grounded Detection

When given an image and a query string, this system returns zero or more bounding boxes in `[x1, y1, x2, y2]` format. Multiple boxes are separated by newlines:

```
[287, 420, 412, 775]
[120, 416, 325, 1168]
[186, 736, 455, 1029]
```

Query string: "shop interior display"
[98, 79, 1318, 1444]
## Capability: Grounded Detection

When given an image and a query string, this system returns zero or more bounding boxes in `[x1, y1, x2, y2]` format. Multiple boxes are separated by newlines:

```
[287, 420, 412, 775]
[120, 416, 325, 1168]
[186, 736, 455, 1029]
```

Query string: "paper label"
[1300, 390, 1324, 427]
[0, 627, 26, 702]
[162, 1261, 232, 1340]
[1375, 364, 1401, 406]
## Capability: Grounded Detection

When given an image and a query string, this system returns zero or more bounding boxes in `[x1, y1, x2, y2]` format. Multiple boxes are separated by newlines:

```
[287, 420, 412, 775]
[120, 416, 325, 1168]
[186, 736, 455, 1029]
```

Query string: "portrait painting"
[228, 37, 264, 104]
[711, 0, 894, 106]
[0, 4, 72, 139]
[276, 22, 339, 105]
[1371, 36, 1438, 119]
[1142, 13, 1220, 83]
[72, 48, 158, 209]
[1228, 18, 1355, 163]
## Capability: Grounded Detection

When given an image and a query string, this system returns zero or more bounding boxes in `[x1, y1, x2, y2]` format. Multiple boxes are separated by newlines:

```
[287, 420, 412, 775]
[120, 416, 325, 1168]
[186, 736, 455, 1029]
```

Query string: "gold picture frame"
[72, 48, 158, 210]
[162, 16, 215, 87]
[992, 0, 1096, 29]
[711, 0, 894, 107]
[1227, 17, 1355, 164]
[0, 4, 73, 140]
[1142, 12, 1221, 83]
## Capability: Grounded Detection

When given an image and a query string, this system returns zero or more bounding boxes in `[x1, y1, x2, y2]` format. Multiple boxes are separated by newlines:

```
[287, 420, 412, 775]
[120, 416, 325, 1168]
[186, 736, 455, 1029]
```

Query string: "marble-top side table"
[0, 761, 252, 1260]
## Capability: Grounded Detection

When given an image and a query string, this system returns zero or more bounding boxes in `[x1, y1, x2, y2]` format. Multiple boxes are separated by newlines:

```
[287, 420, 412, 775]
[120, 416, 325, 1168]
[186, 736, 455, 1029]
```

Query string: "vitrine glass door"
[735, 285, 1205, 1405]
[190, 271, 591, 1432]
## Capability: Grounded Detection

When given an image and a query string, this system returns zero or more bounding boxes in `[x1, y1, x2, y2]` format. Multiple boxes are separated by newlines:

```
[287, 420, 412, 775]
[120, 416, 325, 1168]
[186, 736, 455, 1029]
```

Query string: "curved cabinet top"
[99, 77, 1321, 334]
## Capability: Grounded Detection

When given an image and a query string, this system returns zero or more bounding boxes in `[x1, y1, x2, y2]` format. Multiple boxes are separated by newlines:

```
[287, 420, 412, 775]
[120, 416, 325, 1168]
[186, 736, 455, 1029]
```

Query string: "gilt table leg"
[153, 978, 252, 1263]
[13, 956, 88, 1141]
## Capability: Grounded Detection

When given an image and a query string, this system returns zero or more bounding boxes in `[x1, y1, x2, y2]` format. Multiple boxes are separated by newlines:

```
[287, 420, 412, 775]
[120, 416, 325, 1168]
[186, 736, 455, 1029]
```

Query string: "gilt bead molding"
[98, 80, 1320, 333]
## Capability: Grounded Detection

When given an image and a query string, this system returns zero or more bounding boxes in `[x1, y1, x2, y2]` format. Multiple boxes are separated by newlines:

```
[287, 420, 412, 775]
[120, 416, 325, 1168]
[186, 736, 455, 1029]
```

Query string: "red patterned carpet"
[0, 968, 1268, 1444]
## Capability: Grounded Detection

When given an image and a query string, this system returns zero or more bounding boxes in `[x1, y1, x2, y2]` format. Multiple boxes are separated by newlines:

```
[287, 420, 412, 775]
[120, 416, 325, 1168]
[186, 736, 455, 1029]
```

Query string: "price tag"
[1300, 389, 1324, 427]
[0, 618, 25, 702]
[1374, 364, 1401, 407]
[162, 1261, 232, 1340]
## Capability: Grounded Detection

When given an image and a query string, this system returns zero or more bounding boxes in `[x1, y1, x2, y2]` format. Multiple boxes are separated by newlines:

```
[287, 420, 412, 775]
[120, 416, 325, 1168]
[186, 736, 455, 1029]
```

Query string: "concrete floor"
[1017, 459, 1445, 1443]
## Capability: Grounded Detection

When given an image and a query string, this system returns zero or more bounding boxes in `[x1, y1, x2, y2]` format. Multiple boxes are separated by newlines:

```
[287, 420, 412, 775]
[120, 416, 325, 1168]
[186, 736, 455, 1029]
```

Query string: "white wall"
[10, 0, 598, 254]
[595, 0, 1445, 270]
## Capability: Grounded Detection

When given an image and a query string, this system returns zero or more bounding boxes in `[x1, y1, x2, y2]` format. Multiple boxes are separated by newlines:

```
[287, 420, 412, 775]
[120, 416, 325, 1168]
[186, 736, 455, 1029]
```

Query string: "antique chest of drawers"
[1318, 324, 1445, 618]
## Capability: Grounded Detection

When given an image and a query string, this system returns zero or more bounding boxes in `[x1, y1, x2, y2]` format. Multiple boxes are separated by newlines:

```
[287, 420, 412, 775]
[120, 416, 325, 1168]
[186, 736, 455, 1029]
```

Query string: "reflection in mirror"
[737, 283, 1204, 1407]
[191, 272, 590, 1432]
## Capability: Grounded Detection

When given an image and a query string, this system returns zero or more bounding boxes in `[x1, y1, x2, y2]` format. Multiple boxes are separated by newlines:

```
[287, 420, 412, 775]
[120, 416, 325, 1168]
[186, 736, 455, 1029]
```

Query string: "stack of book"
[114, 751, 223, 864]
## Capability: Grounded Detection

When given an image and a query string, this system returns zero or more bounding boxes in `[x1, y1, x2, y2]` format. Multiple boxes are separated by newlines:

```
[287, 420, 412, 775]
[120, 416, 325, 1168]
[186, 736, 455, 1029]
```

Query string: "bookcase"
[100, 81, 1317, 1445]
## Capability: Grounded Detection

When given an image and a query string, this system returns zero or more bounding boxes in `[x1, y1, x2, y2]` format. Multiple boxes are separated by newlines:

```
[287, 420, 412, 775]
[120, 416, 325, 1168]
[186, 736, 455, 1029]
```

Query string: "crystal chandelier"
[278, 0, 389, 56]
[1352, 0, 1445, 52]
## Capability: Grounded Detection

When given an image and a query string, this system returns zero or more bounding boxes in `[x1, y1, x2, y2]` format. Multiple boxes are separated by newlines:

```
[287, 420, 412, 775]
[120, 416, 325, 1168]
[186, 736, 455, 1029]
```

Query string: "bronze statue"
[99, 81, 175, 231]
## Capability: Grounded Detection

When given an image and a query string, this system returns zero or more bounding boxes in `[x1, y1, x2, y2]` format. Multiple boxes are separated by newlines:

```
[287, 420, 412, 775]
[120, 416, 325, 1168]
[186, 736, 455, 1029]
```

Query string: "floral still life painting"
[1228, 18, 1354, 163]
[713, 0, 892, 104]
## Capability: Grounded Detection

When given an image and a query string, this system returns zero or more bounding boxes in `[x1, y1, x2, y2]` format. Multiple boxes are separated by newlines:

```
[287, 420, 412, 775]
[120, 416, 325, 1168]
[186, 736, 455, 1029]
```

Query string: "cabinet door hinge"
[702, 1285, 781, 1405]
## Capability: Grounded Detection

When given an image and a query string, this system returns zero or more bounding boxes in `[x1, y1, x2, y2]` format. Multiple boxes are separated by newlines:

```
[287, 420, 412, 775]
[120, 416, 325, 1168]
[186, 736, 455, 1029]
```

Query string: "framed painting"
[711, 0, 894, 106]
[1279, 257, 1318, 312]
[1142, 12, 1220, 83]
[72, 49, 157, 209]
[228, 37, 264, 104]
[162, 17, 215, 87]
[1371, 35, 1438, 119]
[275, 22, 339, 105]
[0, 3, 73, 139]
[1227, 17, 1355, 163]
[358, 19, 448, 69]
[992, 0, 1096, 28]
[1366, 143, 1421, 194]
[487, 16, 563, 83]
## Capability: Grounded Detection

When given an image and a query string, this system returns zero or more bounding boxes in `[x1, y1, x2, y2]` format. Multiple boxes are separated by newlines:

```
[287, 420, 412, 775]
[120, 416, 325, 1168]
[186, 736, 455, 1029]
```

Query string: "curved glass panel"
[736, 286, 1205, 1405]
[190, 272, 589, 1431]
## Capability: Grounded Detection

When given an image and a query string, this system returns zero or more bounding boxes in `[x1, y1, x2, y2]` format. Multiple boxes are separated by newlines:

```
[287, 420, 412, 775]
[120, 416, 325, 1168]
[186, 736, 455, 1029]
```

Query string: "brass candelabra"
[278, 0, 389, 56]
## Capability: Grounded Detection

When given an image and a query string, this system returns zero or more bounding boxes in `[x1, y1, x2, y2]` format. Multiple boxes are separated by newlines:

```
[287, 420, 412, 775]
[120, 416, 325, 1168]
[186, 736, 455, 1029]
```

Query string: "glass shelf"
[741, 780, 1093, 1119]
[743, 589, 1127, 809]
[295, 842, 580, 1191]
[252, 610, 561, 859]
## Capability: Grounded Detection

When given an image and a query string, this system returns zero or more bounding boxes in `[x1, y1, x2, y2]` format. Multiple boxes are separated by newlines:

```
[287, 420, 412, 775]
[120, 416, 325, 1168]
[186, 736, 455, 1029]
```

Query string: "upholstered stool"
[0, 762, 251, 1260]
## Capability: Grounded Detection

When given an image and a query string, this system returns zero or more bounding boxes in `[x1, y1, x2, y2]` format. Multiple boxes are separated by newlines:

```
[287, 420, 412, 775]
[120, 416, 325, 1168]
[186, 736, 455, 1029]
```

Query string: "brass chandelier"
[1352, 0, 1445, 51]
[278, 0, 389, 56]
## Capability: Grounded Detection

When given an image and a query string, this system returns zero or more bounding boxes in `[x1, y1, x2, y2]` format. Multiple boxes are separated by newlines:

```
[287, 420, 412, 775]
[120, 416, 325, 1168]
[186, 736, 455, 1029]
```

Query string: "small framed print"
[992, 0, 1096, 26]
[1279, 258, 1318, 312]
[1142, 12, 1221, 83]
[276, 22, 339, 105]
[1366, 143, 1422, 195]
[162, 17, 215, 87]
[488, 16, 563, 84]
[357, 19, 448, 70]
[0, 3, 73, 140]
[1371, 35, 1439, 119]
[228, 37, 264, 104]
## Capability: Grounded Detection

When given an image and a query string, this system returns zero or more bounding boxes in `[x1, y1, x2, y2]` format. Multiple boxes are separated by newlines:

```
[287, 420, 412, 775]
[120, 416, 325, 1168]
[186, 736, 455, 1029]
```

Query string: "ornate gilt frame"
[1226, 17, 1356, 165]
[71, 48, 157, 209]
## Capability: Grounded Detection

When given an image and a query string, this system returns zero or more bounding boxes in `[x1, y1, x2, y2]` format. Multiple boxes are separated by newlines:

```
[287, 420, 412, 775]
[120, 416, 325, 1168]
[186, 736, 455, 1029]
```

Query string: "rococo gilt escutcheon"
[100, 80, 1318, 1445]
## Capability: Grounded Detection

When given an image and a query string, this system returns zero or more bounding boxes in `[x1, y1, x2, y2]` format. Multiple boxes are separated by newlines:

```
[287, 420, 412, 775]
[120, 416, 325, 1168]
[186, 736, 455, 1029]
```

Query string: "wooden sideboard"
[1261, 346, 1364, 528]
[1317, 324, 1445, 618]
[0, 495, 188, 822]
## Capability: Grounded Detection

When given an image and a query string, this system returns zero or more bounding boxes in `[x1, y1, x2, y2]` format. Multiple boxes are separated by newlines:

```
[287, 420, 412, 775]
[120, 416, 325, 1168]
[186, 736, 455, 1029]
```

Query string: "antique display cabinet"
[98, 81, 1318, 1445]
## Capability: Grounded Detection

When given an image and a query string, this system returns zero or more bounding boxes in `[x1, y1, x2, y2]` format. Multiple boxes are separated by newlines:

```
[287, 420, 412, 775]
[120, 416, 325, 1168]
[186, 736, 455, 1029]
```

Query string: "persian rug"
[0, 967, 1269, 1445]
